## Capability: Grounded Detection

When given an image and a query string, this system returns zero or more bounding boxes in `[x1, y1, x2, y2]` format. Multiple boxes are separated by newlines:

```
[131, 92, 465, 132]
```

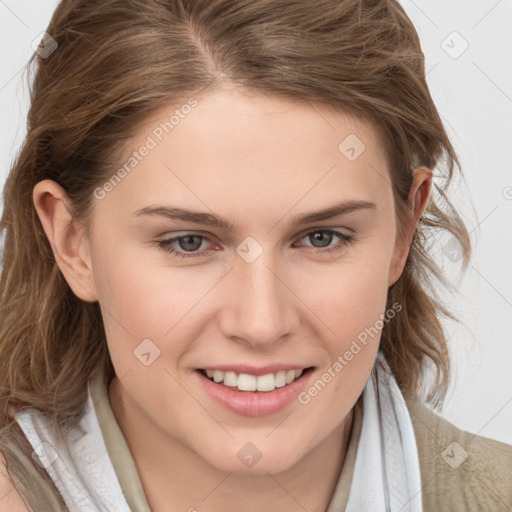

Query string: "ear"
[33, 179, 98, 302]
[388, 166, 433, 287]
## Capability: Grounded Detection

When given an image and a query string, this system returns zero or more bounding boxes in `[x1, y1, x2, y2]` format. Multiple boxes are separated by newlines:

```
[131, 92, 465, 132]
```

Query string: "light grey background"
[1, 1, 511, 444]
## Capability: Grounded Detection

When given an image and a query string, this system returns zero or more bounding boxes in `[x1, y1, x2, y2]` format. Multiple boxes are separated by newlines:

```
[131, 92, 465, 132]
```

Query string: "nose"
[218, 247, 297, 349]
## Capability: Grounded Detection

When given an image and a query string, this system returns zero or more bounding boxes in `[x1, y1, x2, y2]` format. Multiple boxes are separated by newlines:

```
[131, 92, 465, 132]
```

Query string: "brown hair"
[0, 0, 470, 507]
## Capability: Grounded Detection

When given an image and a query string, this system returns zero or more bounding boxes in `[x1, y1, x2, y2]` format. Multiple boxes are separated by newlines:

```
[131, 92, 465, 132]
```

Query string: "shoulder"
[404, 395, 512, 511]
[0, 451, 31, 512]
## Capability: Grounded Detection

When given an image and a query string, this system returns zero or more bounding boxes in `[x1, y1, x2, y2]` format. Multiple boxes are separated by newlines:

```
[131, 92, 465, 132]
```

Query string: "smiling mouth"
[197, 367, 315, 393]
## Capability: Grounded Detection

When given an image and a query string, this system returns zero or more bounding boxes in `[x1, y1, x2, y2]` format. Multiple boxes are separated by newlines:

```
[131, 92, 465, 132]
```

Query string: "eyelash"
[154, 229, 354, 260]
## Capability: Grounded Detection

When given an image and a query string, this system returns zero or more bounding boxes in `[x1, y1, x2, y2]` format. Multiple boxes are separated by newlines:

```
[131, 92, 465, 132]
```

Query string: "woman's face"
[75, 88, 417, 473]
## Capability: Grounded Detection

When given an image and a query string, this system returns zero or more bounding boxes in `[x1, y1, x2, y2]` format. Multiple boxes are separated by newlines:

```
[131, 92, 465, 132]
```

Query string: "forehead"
[95, 88, 393, 225]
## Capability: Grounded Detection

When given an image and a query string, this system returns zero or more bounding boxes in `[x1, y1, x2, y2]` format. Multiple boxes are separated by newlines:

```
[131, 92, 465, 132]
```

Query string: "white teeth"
[223, 371, 238, 387]
[256, 373, 275, 392]
[275, 370, 287, 388]
[202, 368, 308, 392]
[237, 373, 257, 391]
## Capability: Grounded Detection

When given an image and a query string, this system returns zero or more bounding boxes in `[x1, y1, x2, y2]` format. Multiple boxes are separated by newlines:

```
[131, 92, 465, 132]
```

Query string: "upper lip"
[198, 364, 314, 376]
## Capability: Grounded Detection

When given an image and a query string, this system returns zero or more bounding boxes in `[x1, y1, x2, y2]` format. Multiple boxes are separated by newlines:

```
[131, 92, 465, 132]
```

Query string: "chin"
[200, 441, 304, 475]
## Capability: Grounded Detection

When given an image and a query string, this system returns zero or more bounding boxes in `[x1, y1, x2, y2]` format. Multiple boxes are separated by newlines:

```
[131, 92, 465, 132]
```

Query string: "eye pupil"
[178, 235, 203, 252]
[310, 231, 333, 248]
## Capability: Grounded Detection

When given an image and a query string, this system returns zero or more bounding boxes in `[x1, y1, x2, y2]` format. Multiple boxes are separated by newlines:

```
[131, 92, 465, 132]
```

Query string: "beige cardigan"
[6, 384, 512, 511]
[405, 394, 512, 510]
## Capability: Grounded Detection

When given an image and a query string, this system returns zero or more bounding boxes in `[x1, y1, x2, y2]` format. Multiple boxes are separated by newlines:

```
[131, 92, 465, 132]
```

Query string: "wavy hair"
[0, 0, 471, 508]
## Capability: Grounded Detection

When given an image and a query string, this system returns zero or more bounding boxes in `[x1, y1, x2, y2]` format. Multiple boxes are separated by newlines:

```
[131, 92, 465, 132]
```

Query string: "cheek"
[89, 239, 208, 373]
[295, 258, 393, 415]
[91, 237, 205, 327]
[297, 235, 395, 382]
[302, 243, 394, 332]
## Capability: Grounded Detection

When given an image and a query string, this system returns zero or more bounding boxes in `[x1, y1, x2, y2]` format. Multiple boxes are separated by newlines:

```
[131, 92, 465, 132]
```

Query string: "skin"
[33, 87, 432, 512]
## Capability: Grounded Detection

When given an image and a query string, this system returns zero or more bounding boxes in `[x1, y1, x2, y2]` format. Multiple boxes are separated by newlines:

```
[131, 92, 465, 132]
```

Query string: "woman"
[1, 1, 511, 511]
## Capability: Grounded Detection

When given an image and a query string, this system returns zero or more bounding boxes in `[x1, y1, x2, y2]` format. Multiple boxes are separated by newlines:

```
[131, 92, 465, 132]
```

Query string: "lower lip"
[195, 368, 315, 417]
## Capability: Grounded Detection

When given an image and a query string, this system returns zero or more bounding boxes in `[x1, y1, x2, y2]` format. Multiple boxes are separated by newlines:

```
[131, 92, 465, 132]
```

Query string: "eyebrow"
[132, 199, 377, 232]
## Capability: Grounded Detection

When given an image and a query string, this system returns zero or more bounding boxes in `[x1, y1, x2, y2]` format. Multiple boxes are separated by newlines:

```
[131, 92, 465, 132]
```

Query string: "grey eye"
[307, 231, 335, 248]
[176, 235, 205, 252]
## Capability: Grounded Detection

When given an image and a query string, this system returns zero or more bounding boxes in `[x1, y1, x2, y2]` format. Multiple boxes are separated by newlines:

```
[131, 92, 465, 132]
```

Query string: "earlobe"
[388, 166, 433, 287]
[32, 179, 98, 302]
